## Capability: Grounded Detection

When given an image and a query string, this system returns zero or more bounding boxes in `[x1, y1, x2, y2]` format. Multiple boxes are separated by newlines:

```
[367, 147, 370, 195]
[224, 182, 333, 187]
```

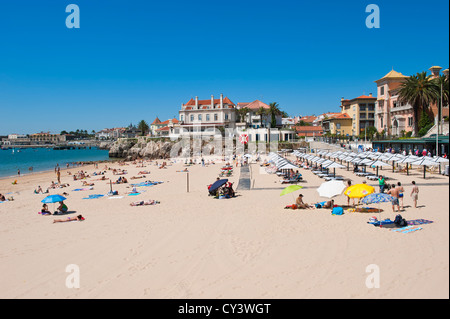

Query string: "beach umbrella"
[280, 184, 303, 196]
[360, 193, 396, 227]
[41, 194, 67, 213]
[317, 180, 346, 199]
[41, 194, 66, 203]
[280, 184, 304, 203]
[209, 179, 228, 193]
[323, 161, 345, 177]
[367, 160, 390, 176]
[344, 183, 375, 199]
[411, 157, 440, 179]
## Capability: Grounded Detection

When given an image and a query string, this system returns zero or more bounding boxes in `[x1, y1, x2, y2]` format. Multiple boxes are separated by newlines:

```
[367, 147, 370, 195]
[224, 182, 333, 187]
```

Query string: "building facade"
[178, 94, 237, 134]
[340, 94, 377, 137]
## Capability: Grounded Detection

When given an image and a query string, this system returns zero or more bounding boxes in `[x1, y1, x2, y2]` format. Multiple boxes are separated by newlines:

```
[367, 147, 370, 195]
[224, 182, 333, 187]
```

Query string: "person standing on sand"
[57, 168, 61, 184]
[387, 184, 400, 212]
[396, 182, 405, 210]
[411, 181, 419, 208]
[378, 175, 385, 193]
[17, 169, 20, 176]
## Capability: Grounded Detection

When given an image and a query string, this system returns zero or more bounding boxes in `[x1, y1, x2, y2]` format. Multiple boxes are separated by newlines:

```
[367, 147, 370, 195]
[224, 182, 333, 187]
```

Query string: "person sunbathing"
[295, 194, 314, 209]
[130, 200, 160, 206]
[53, 215, 85, 223]
[82, 181, 94, 186]
[130, 175, 146, 179]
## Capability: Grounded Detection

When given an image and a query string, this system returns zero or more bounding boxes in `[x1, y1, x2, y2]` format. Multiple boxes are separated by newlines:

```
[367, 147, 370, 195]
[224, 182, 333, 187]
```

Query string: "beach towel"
[367, 219, 394, 226]
[391, 226, 423, 233]
[82, 194, 104, 199]
[73, 187, 93, 191]
[407, 219, 434, 225]
[108, 196, 124, 199]
[128, 192, 141, 196]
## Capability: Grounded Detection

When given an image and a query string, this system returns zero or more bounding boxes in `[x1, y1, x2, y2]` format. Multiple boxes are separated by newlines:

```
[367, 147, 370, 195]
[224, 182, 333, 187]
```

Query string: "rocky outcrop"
[108, 138, 174, 160]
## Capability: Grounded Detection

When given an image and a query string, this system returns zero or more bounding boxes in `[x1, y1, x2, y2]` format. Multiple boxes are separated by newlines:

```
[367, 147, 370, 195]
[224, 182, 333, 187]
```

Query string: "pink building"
[375, 66, 449, 137]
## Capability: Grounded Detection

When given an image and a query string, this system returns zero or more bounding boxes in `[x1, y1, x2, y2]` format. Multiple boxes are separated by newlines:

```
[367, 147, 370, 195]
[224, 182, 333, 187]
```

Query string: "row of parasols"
[292, 149, 449, 179]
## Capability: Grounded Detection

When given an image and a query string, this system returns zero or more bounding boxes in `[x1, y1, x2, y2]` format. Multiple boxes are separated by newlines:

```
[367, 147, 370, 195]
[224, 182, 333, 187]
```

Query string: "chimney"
[429, 66, 442, 79]
[195, 96, 198, 109]
[220, 93, 223, 109]
[369, 93, 373, 97]
[211, 95, 214, 109]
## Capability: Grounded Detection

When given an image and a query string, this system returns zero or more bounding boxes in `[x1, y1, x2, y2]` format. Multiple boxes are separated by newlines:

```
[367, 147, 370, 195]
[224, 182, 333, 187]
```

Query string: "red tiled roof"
[294, 126, 323, 132]
[355, 95, 376, 100]
[299, 115, 317, 123]
[184, 97, 235, 107]
[151, 117, 161, 125]
[156, 126, 170, 131]
[159, 118, 179, 125]
[244, 100, 270, 110]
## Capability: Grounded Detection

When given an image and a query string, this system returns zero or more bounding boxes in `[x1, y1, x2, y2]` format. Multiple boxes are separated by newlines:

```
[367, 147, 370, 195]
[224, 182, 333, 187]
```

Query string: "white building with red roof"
[179, 94, 237, 134]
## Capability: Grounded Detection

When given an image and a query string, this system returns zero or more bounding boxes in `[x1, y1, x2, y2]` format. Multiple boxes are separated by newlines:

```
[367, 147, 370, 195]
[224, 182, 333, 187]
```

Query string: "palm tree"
[398, 71, 439, 136]
[256, 107, 268, 128]
[432, 74, 450, 134]
[237, 107, 250, 124]
[137, 120, 150, 136]
[268, 102, 281, 128]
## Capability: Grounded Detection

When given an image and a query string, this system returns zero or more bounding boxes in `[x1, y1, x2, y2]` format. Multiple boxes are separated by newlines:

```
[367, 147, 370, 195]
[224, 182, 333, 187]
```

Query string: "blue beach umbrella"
[41, 194, 66, 203]
[361, 193, 395, 227]
[41, 194, 67, 213]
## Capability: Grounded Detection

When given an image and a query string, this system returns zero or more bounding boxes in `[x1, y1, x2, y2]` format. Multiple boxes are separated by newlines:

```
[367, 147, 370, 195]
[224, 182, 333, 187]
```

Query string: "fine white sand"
[0, 155, 448, 298]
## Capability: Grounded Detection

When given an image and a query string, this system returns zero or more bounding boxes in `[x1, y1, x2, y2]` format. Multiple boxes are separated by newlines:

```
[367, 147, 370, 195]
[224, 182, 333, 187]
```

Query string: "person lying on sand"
[53, 215, 85, 223]
[138, 171, 150, 174]
[82, 181, 95, 186]
[130, 200, 160, 206]
[130, 175, 146, 179]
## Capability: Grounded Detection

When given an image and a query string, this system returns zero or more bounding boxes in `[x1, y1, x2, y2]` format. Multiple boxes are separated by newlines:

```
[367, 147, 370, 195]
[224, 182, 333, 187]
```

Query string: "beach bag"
[394, 214, 407, 227]
[331, 207, 343, 215]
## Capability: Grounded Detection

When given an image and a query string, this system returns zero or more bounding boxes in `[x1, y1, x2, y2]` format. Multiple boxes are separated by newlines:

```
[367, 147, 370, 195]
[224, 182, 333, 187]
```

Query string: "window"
[198, 114, 202, 121]
[206, 114, 210, 121]
[180, 115, 184, 122]
[368, 104, 375, 111]
[408, 117, 413, 127]
[225, 114, 229, 120]
[190, 115, 194, 122]
[359, 104, 366, 111]
[336, 123, 341, 129]
[360, 113, 366, 119]
[380, 86, 385, 95]
[214, 114, 218, 121]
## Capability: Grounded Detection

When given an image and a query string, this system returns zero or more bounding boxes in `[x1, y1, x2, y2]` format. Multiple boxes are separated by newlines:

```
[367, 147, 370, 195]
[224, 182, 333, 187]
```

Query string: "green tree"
[268, 102, 281, 128]
[398, 71, 440, 136]
[137, 120, 150, 136]
[256, 107, 268, 128]
[237, 107, 250, 123]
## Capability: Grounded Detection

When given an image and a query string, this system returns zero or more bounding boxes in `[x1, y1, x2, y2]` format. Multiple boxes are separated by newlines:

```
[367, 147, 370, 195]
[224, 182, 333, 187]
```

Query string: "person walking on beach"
[411, 181, 419, 208]
[387, 184, 400, 212]
[345, 180, 355, 207]
[378, 175, 385, 193]
[396, 182, 404, 210]
[57, 169, 61, 184]
[17, 169, 20, 177]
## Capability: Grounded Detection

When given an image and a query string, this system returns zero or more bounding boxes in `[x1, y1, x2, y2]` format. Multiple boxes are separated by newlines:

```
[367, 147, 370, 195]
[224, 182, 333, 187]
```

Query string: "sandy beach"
[0, 153, 448, 299]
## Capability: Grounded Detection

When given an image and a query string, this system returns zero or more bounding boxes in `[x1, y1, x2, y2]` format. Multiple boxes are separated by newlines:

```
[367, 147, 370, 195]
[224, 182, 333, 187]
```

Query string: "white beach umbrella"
[411, 157, 440, 179]
[316, 180, 347, 199]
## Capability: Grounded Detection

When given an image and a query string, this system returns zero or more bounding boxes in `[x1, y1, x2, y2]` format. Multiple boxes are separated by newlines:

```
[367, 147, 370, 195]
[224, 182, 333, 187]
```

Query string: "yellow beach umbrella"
[344, 183, 375, 198]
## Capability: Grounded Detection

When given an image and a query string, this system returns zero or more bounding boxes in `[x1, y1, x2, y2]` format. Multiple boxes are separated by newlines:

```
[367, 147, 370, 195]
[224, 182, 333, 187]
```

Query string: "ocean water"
[0, 147, 110, 178]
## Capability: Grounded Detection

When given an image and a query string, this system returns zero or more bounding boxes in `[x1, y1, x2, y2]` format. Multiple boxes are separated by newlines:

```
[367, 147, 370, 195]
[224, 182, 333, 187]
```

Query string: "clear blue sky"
[0, 0, 448, 135]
